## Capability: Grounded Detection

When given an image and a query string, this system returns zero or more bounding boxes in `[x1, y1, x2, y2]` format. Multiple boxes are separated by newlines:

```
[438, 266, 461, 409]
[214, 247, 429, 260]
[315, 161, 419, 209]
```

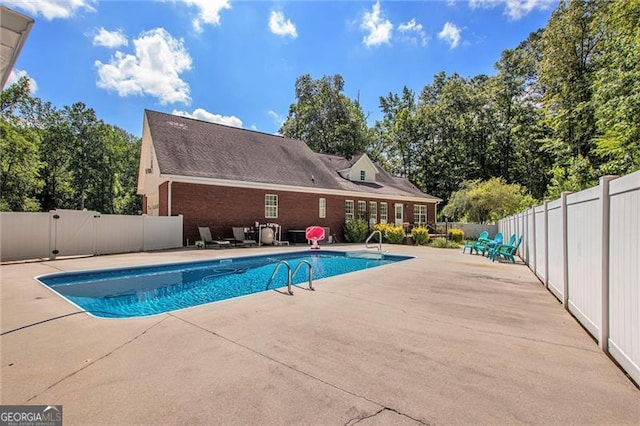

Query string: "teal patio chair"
[463, 231, 488, 254]
[476, 232, 503, 256]
[490, 235, 523, 263]
[488, 234, 516, 259]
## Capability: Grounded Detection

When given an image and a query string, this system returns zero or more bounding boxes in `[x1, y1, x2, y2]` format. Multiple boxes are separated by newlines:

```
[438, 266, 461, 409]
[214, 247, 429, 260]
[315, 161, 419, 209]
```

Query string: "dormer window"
[360, 170, 366, 181]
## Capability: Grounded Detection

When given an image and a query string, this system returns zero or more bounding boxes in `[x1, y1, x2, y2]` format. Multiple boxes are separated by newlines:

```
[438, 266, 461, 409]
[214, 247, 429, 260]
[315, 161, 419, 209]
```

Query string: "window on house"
[369, 201, 377, 224]
[319, 198, 326, 219]
[357, 200, 366, 219]
[345, 200, 354, 220]
[395, 203, 403, 224]
[380, 202, 388, 224]
[265, 194, 278, 218]
[360, 170, 366, 181]
[414, 204, 427, 224]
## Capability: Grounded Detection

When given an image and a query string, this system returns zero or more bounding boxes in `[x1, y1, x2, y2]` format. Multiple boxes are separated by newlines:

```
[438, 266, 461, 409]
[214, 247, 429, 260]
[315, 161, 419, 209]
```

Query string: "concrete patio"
[1, 245, 638, 424]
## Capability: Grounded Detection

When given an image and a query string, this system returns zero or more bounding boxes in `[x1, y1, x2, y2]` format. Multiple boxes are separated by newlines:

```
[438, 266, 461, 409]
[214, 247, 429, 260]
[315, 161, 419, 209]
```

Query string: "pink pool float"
[305, 226, 325, 250]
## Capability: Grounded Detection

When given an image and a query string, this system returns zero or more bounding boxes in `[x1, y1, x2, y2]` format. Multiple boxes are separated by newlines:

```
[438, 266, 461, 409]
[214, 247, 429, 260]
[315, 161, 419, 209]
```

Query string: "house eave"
[160, 173, 440, 203]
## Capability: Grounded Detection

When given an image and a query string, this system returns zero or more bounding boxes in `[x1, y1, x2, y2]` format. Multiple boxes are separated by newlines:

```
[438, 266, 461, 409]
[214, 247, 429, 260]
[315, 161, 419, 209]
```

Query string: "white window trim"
[380, 202, 388, 224]
[319, 197, 326, 219]
[265, 194, 278, 218]
[395, 203, 404, 225]
[369, 201, 377, 224]
[345, 200, 354, 221]
[357, 200, 366, 220]
[414, 204, 427, 225]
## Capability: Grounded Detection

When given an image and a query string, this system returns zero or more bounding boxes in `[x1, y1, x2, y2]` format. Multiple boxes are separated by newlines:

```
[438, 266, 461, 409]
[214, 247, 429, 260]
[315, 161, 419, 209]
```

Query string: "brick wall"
[166, 182, 437, 245]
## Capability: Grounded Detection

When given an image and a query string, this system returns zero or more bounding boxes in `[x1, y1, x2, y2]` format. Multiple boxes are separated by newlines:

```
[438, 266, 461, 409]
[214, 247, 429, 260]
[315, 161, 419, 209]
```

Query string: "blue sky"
[5, 0, 556, 137]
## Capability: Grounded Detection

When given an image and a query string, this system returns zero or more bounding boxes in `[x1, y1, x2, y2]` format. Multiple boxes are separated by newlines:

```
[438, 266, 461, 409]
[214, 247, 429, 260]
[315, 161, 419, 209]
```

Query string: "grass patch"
[429, 238, 461, 249]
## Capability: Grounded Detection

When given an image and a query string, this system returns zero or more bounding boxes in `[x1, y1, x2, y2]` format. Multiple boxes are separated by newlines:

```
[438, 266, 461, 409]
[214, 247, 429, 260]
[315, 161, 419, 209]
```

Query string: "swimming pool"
[37, 250, 412, 318]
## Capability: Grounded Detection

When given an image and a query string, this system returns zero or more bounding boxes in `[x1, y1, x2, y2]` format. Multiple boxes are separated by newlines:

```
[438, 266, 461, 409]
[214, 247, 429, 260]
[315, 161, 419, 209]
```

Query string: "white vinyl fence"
[498, 171, 640, 385]
[1, 209, 183, 262]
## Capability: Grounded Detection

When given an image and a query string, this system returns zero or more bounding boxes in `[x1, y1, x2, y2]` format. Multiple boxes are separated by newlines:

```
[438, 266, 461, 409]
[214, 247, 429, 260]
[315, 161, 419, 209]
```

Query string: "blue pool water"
[37, 250, 412, 318]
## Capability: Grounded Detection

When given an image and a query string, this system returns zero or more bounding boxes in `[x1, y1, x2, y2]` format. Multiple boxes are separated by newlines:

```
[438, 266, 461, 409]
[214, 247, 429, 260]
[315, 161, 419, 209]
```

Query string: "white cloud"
[267, 110, 285, 127]
[175, 0, 232, 33]
[172, 108, 243, 128]
[269, 11, 298, 38]
[360, 1, 393, 47]
[5, 69, 38, 94]
[93, 28, 128, 49]
[2, 0, 95, 20]
[469, 0, 555, 20]
[438, 22, 461, 49]
[398, 18, 428, 47]
[95, 28, 192, 105]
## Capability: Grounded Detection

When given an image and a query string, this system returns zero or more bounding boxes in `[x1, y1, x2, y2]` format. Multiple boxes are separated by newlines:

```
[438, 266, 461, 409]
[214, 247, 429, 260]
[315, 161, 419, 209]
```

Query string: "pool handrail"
[365, 230, 383, 252]
[267, 260, 293, 295]
[292, 260, 314, 291]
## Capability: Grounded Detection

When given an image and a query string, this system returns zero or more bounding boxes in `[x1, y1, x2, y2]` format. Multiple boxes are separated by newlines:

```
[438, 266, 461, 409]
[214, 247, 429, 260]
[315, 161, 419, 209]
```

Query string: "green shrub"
[412, 226, 430, 245]
[344, 218, 369, 243]
[385, 225, 405, 244]
[447, 227, 464, 243]
[372, 223, 405, 244]
[429, 238, 460, 249]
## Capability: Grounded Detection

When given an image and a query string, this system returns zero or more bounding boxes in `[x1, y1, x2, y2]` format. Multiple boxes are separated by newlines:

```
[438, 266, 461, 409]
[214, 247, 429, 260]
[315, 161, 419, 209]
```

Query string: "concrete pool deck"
[1, 245, 638, 424]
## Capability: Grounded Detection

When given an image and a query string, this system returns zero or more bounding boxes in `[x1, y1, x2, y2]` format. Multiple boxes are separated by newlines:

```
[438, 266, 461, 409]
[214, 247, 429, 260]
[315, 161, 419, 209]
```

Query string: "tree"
[280, 74, 372, 156]
[492, 30, 554, 199]
[373, 86, 419, 178]
[592, 0, 640, 175]
[0, 120, 42, 211]
[0, 76, 43, 211]
[441, 178, 537, 223]
[539, 0, 604, 195]
[1, 79, 141, 214]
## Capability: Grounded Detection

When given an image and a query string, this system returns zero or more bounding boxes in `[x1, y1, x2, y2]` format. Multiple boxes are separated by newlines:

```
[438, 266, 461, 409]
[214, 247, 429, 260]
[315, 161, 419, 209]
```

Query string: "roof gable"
[337, 153, 378, 183]
[142, 110, 441, 202]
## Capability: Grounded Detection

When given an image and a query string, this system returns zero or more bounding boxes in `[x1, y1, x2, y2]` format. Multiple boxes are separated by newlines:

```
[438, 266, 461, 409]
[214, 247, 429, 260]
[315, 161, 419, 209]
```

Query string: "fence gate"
[50, 209, 98, 257]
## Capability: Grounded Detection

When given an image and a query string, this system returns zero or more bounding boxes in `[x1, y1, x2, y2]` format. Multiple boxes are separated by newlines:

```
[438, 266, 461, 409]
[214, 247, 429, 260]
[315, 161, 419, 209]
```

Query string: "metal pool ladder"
[266, 260, 314, 295]
[365, 230, 383, 251]
[292, 260, 314, 291]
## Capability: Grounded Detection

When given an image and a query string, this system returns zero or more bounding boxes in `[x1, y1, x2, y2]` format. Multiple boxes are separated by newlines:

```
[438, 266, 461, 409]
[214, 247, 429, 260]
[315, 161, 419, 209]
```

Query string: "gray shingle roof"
[145, 110, 440, 201]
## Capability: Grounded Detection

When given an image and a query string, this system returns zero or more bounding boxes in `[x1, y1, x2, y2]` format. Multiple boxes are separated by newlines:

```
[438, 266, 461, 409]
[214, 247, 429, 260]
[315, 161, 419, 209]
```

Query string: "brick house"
[137, 110, 441, 245]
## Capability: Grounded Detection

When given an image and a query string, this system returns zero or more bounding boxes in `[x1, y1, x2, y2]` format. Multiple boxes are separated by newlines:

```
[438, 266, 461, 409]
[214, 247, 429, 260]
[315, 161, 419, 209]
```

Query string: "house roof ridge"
[145, 109, 293, 141]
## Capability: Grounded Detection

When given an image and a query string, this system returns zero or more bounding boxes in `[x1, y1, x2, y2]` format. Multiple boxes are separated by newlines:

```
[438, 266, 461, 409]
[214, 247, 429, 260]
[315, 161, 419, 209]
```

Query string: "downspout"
[167, 180, 172, 216]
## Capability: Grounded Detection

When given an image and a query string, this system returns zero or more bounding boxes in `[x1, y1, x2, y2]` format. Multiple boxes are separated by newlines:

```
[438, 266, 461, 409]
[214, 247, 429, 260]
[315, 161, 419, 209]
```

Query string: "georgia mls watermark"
[0, 405, 62, 426]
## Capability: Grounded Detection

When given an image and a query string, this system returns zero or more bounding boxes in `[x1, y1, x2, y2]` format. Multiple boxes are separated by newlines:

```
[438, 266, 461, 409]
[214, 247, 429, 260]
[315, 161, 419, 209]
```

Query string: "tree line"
[280, 0, 639, 220]
[2, 0, 637, 221]
[1, 77, 140, 214]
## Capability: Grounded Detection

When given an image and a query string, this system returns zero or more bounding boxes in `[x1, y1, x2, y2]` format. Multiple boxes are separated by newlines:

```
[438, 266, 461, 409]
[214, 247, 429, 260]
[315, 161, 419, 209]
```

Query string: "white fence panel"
[96, 215, 144, 255]
[143, 215, 183, 250]
[497, 172, 639, 384]
[0, 212, 51, 261]
[515, 213, 528, 259]
[607, 171, 640, 385]
[546, 199, 564, 301]
[1, 211, 183, 261]
[566, 187, 602, 339]
[51, 209, 97, 257]
[534, 205, 546, 283]
[526, 208, 535, 267]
